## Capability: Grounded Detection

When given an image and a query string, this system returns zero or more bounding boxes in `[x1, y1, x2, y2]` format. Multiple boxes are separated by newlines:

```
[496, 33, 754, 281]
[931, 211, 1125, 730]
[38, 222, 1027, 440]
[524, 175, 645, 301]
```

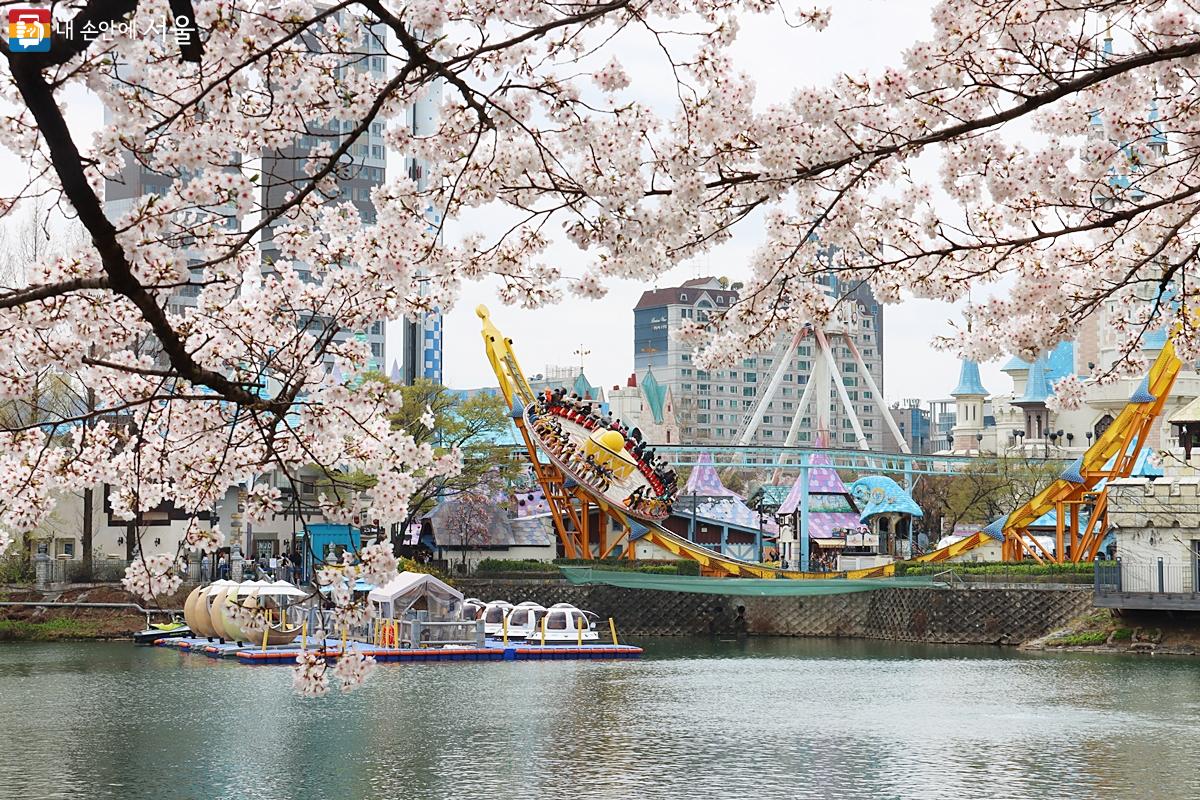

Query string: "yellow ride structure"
[479, 305, 640, 561]
[480, 306, 1181, 578]
[999, 340, 1181, 562]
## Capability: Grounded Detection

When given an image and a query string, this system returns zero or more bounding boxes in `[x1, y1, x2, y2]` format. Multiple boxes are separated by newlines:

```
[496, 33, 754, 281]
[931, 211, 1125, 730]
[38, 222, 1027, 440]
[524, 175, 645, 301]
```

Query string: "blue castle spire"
[1017, 354, 1053, 404]
[951, 359, 987, 397]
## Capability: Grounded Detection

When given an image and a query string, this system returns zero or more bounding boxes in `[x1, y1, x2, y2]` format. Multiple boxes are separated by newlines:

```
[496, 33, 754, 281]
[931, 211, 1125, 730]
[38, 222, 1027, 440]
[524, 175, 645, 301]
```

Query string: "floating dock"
[154, 636, 643, 664]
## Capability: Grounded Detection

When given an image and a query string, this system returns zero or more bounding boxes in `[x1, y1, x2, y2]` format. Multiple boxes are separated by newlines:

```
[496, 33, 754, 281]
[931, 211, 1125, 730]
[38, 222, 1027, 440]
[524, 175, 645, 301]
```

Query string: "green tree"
[366, 375, 521, 546]
[913, 456, 1065, 538]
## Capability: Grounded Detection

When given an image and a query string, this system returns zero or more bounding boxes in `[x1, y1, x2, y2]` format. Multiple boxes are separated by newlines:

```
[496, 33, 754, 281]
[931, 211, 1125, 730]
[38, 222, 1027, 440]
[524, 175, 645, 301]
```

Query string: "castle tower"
[950, 359, 988, 452]
[1012, 353, 1053, 443]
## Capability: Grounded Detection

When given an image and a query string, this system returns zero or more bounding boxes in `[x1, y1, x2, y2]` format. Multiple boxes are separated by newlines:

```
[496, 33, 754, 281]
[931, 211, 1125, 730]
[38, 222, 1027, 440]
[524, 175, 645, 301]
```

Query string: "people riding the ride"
[532, 383, 677, 513]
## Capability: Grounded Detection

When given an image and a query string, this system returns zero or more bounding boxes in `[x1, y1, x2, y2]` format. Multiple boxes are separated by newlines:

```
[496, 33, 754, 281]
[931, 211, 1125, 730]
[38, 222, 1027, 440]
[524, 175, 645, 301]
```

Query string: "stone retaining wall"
[456, 579, 1094, 645]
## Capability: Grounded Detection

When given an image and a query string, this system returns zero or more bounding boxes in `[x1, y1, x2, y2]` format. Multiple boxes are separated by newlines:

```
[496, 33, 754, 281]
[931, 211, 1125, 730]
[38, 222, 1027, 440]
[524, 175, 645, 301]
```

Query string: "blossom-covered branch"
[2, 0, 1199, 693]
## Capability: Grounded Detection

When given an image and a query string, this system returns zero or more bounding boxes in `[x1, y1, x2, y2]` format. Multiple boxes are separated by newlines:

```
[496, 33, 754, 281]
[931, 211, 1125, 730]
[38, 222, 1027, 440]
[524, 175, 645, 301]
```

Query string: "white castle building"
[944, 316, 1200, 458]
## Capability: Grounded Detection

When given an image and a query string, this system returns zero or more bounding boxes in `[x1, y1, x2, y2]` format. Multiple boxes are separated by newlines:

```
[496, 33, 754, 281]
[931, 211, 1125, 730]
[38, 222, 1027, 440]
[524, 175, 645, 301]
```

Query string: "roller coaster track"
[480, 305, 1181, 577]
[999, 340, 1181, 562]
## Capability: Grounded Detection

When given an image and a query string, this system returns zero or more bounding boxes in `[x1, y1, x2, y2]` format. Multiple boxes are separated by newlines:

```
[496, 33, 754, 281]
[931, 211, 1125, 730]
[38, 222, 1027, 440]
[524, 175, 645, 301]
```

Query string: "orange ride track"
[479, 306, 1181, 578]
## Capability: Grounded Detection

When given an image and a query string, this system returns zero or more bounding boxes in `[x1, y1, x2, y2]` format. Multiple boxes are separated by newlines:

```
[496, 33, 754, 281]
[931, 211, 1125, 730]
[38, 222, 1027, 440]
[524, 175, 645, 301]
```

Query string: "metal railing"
[1095, 559, 1198, 595]
[922, 567, 1094, 587]
[300, 607, 486, 649]
[389, 619, 485, 648]
[931, 569, 965, 587]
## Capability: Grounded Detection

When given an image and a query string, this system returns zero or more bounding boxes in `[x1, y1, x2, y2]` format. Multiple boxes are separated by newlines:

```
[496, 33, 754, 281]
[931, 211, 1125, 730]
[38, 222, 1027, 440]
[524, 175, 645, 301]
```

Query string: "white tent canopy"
[263, 580, 308, 598]
[368, 572, 463, 621]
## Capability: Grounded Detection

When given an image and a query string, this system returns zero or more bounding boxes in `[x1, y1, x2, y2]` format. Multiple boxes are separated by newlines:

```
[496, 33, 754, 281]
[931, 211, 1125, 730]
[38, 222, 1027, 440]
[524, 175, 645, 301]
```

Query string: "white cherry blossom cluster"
[357, 540, 399, 587]
[244, 486, 284, 523]
[224, 599, 267, 635]
[292, 650, 331, 697]
[330, 649, 377, 693]
[1046, 375, 1088, 412]
[329, 600, 374, 631]
[184, 519, 226, 555]
[121, 554, 184, 602]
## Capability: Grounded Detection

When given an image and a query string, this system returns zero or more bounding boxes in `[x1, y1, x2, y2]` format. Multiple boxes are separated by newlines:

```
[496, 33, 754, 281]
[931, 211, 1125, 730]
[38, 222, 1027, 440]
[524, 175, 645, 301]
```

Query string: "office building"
[887, 400, 933, 454]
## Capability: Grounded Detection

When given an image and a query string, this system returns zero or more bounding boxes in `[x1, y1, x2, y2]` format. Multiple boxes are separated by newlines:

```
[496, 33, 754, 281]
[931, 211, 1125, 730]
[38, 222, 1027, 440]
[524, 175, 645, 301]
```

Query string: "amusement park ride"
[478, 306, 1182, 578]
[734, 298, 911, 457]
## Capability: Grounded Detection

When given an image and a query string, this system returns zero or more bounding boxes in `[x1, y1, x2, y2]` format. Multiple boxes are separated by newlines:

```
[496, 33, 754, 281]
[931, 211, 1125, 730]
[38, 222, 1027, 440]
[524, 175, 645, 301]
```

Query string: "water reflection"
[0, 639, 1197, 799]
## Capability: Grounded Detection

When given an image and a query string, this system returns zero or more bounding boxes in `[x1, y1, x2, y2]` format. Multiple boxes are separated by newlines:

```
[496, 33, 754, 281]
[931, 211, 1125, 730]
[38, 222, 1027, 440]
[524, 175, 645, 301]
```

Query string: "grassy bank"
[0, 617, 112, 641]
[0, 583, 191, 641]
[1025, 607, 1199, 655]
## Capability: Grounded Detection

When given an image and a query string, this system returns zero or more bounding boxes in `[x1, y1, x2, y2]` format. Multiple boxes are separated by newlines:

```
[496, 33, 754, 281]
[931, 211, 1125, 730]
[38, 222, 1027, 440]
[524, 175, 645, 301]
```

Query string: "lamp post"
[573, 346, 591, 373]
[975, 433, 983, 455]
[754, 497, 766, 563]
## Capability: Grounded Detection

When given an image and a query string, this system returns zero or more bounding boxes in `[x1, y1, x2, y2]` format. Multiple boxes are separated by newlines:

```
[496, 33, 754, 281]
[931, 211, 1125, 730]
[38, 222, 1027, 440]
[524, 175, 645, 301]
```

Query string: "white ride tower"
[734, 298, 911, 455]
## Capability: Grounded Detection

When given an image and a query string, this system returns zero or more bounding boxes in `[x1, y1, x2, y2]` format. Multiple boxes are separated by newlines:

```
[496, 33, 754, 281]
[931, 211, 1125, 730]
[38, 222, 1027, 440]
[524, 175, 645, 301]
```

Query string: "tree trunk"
[81, 352, 96, 578]
[82, 488, 94, 578]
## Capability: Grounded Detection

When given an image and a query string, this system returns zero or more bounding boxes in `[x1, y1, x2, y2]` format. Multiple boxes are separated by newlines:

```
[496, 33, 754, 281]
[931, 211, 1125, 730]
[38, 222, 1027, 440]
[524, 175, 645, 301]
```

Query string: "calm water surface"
[0, 637, 1196, 799]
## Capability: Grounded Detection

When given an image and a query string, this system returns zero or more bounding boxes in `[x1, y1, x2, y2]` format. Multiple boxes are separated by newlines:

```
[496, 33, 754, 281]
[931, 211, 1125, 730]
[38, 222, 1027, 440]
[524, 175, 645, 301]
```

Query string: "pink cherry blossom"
[330, 649, 376, 693]
[292, 650, 330, 698]
[0, 0, 1195, 699]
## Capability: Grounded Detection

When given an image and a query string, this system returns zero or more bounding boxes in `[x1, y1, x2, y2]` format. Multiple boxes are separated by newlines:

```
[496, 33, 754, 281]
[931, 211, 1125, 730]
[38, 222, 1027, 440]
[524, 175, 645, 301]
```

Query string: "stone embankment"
[458, 579, 1096, 645]
[7, 579, 1195, 651]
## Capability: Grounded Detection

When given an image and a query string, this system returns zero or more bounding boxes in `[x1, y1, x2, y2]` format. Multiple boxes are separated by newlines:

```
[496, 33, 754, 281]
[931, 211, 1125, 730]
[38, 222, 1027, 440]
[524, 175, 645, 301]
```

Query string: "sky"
[2, 1, 1013, 405]
[424, 1, 1013, 401]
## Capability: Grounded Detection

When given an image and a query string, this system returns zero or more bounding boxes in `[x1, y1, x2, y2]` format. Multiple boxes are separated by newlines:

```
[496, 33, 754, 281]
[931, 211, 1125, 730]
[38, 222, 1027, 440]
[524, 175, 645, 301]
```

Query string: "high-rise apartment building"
[104, 12, 394, 374]
[633, 276, 887, 449]
[92, 13, 454, 563]
[396, 87, 444, 385]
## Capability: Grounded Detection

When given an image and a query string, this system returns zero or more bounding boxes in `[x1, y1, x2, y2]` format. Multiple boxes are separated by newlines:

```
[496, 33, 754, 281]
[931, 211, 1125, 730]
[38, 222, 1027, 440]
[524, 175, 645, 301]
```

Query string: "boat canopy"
[368, 571, 463, 620]
[263, 580, 308, 597]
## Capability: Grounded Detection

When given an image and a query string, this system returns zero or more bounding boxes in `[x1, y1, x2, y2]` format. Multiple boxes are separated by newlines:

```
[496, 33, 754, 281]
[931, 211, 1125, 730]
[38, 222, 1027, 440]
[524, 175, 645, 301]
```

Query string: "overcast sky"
[3, 1, 1014, 404]
[428, 1, 1013, 402]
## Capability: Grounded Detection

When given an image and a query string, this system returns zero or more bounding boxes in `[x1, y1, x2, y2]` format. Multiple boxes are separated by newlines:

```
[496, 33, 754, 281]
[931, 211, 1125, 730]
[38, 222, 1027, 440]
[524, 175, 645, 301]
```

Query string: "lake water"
[0, 638, 1196, 799]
